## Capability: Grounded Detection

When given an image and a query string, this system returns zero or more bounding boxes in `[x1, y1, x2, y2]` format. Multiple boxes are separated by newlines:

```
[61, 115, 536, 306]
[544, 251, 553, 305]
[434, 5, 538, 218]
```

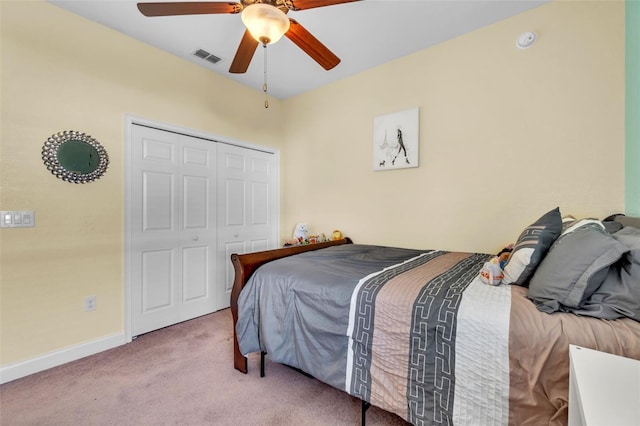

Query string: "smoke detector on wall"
[516, 32, 537, 49]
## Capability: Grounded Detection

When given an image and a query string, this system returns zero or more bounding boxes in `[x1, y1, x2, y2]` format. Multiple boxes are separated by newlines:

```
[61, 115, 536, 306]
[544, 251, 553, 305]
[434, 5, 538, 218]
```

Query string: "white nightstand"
[569, 345, 640, 426]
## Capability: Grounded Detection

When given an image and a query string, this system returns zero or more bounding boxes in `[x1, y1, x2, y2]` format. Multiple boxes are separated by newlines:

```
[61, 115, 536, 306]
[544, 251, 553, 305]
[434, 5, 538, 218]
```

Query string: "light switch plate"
[1, 211, 35, 228]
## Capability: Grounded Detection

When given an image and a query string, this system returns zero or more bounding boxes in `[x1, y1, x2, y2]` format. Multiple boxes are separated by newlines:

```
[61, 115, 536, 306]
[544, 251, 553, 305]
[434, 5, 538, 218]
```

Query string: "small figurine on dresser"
[294, 223, 308, 243]
[284, 223, 309, 246]
[331, 230, 343, 241]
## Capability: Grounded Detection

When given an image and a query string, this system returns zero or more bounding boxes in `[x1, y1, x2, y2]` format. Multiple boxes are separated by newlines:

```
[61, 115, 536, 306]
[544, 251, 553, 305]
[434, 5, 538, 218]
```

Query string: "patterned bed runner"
[345, 251, 509, 425]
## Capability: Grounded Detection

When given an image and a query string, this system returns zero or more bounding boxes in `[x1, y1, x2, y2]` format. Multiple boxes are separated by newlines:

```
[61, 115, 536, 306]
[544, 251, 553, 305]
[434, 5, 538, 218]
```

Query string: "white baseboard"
[0, 332, 126, 384]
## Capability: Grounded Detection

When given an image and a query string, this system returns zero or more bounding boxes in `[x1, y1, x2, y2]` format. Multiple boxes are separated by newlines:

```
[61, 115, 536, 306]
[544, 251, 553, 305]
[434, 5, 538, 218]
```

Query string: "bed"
[229, 210, 640, 425]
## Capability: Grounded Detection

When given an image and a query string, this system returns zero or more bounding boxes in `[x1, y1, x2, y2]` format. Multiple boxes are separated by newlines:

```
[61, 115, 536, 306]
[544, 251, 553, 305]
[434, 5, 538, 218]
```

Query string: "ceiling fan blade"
[137, 2, 241, 17]
[288, 0, 361, 11]
[229, 30, 259, 74]
[285, 19, 340, 70]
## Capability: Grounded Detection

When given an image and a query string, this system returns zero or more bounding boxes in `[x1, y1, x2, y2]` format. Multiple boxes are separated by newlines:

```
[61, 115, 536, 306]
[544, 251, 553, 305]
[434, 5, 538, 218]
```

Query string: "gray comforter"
[236, 242, 640, 426]
[236, 244, 427, 389]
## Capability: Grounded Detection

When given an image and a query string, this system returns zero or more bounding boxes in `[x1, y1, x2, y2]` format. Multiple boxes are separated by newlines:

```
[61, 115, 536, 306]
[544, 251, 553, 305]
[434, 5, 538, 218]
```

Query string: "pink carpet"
[0, 309, 408, 425]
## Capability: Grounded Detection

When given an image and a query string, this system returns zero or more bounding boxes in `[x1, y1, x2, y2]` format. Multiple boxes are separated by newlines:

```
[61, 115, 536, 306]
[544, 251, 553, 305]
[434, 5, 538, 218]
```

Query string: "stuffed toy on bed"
[497, 244, 513, 269]
[479, 256, 504, 286]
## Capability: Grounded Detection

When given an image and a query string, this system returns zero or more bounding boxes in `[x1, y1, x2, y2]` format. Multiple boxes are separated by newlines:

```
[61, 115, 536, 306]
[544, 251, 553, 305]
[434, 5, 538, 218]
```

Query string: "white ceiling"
[49, 0, 546, 99]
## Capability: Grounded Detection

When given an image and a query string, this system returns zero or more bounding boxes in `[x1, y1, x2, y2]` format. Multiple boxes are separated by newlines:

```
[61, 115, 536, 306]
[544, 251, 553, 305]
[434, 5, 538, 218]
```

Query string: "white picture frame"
[372, 107, 419, 171]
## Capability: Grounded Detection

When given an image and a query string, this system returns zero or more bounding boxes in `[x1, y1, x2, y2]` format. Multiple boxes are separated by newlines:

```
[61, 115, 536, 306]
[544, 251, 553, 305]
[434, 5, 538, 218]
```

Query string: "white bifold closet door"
[130, 124, 278, 337]
[216, 143, 278, 307]
[131, 125, 218, 336]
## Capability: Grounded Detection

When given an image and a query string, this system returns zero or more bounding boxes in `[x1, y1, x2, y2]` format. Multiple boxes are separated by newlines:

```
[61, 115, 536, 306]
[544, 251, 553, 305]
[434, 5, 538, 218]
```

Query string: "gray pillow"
[573, 226, 640, 321]
[502, 207, 562, 286]
[528, 220, 628, 313]
[603, 221, 624, 234]
[615, 215, 640, 229]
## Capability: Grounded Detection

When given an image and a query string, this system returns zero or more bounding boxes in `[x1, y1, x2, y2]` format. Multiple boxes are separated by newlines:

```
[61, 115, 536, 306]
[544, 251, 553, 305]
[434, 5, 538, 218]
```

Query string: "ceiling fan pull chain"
[263, 43, 269, 109]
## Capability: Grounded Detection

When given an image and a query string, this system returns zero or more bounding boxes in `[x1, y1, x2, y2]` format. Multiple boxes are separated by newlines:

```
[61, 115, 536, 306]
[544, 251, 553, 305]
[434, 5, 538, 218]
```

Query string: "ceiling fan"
[136, 0, 362, 74]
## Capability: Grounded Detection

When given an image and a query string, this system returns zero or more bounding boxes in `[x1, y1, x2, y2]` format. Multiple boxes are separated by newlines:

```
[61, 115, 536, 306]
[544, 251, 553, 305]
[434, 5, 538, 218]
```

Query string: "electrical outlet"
[84, 295, 97, 312]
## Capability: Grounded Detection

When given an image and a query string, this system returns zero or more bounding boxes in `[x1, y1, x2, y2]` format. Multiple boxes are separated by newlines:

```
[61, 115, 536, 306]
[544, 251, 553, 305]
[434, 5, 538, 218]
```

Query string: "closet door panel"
[131, 125, 216, 336]
[217, 143, 278, 309]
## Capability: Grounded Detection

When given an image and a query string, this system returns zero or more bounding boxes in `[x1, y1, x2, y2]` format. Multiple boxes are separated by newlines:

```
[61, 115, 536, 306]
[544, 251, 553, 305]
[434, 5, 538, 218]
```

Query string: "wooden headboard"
[229, 238, 353, 373]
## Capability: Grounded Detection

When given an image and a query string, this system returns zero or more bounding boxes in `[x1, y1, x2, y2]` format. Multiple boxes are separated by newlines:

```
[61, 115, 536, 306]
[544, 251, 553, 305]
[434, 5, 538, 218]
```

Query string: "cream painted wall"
[0, 0, 628, 373]
[281, 1, 625, 253]
[1, 1, 283, 365]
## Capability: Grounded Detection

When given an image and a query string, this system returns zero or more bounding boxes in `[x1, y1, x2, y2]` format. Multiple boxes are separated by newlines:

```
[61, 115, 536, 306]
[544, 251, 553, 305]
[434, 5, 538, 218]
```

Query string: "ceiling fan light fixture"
[241, 3, 290, 45]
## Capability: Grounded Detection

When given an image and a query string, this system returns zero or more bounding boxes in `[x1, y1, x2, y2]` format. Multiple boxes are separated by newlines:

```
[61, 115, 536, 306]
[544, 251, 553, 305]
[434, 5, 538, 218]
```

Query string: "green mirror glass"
[57, 140, 101, 174]
[42, 131, 109, 184]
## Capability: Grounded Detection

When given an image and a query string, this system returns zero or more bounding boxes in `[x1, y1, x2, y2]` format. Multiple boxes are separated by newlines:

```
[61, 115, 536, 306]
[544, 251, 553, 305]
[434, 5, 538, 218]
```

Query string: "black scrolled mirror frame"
[42, 130, 109, 184]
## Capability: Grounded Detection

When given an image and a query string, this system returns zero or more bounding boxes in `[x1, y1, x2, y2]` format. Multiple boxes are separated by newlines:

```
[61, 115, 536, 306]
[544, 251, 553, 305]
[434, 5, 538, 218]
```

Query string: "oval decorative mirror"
[42, 130, 109, 184]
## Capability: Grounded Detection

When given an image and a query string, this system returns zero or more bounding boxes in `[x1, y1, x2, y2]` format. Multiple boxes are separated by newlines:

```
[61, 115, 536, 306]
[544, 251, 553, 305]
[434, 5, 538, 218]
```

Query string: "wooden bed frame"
[229, 238, 354, 374]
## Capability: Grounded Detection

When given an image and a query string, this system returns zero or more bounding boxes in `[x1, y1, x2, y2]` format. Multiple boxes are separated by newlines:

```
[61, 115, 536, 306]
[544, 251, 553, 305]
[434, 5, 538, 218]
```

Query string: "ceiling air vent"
[193, 49, 222, 65]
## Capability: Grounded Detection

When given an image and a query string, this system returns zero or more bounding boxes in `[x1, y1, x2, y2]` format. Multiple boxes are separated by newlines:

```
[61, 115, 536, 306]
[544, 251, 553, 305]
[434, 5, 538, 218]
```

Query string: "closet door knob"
[193, 236, 199, 241]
